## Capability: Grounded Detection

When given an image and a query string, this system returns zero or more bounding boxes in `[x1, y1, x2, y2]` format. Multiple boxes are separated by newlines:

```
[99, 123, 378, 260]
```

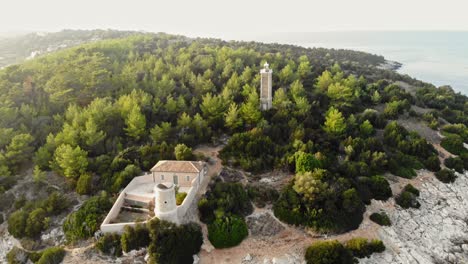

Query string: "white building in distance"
[100, 160, 206, 233]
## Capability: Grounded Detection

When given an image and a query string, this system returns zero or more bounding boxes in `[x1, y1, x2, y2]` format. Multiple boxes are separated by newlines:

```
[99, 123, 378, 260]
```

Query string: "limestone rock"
[362, 171, 468, 263]
[246, 212, 285, 237]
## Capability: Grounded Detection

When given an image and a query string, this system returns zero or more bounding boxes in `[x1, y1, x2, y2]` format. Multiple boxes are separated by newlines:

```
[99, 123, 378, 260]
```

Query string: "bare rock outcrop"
[246, 212, 285, 237]
[361, 171, 468, 263]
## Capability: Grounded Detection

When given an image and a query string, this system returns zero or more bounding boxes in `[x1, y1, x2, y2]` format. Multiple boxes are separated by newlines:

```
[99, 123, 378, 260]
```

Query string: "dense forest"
[1, 30, 467, 263]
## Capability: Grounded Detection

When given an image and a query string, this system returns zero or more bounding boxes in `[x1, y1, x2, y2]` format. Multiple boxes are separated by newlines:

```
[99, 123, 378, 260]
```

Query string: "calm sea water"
[231, 31, 468, 96]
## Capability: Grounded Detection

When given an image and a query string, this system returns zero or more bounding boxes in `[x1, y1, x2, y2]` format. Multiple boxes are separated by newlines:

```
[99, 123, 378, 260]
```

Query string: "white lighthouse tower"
[154, 182, 179, 224]
[260, 62, 273, 110]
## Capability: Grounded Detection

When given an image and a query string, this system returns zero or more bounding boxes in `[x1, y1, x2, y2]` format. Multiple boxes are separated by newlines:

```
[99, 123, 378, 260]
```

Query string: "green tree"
[76, 173, 92, 195]
[290, 80, 306, 101]
[124, 105, 146, 140]
[200, 93, 227, 128]
[7, 210, 28, 238]
[293, 169, 329, 203]
[272, 88, 292, 112]
[371, 90, 381, 104]
[316, 70, 334, 91]
[295, 151, 322, 173]
[150, 122, 172, 143]
[279, 64, 295, 85]
[33, 165, 46, 183]
[297, 55, 312, 79]
[240, 90, 261, 126]
[83, 118, 106, 149]
[359, 120, 374, 137]
[174, 144, 193, 160]
[327, 83, 354, 109]
[323, 107, 347, 136]
[53, 144, 88, 179]
[225, 103, 243, 131]
[25, 208, 48, 237]
[5, 133, 34, 171]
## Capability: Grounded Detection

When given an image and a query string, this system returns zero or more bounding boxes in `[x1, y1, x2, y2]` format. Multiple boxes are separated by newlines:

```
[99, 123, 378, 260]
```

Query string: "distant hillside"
[0, 29, 141, 68]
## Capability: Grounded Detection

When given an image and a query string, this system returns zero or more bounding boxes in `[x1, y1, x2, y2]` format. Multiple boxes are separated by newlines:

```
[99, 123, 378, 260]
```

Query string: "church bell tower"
[260, 62, 273, 110]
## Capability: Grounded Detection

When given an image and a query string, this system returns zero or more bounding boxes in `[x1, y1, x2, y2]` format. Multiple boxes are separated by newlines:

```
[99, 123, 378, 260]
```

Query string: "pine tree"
[124, 105, 146, 140]
[323, 107, 347, 136]
[225, 103, 243, 131]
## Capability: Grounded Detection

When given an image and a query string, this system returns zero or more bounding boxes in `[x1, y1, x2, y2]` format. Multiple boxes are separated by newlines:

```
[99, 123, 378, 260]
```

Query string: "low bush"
[305, 240, 354, 264]
[63, 191, 112, 241]
[208, 215, 248, 248]
[147, 219, 203, 264]
[76, 173, 92, 195]
[36, 247, 66, 264]
[121, 224, 150, 253]
[444, 157, 465, 173]
[423, 155, 441, 172]
[369, 212, 391, 226]
[96, 233, 122, 257]
[175, 192, 187, 205]
[435, 169, 457, 183]
[198, 181, 252, 224]
[6, 246, 28, 264]
[441, 135, 466, 155]
[345, 237, 386, 258]
[395, 191, 420, 209]
[368, 176, 392, 201]
[402, 184, 420, 196]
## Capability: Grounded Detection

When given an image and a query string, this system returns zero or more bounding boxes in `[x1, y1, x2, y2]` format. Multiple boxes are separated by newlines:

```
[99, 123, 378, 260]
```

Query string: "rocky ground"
[2, 141, 467, 264]
[362, 171, 468, 264]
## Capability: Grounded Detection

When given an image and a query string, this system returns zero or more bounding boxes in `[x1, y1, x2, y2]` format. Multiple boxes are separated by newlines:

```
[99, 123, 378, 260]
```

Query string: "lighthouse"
[260, 62, 273, 110]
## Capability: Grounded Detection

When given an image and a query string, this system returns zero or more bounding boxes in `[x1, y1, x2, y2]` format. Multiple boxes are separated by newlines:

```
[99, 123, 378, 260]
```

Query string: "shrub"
[401, 184, 418, 196]
[121, 224, 150, 253]
[441, 135, 466, 155]
[305, 240, 354, 264]
[208, 215, 248, 248]
[76, 173, 92, 195]
[147, 219, 203, 264]
[36, 247, 66, 264]
[435, 169, 457, 183]
[25, 208, 49, 237]
[42, 192, 69, 214]
[444, 157, 465, 173]
[6, 246, 28, 264]
[198, 181, 252, 224]
[368, 239, 386, 253]
[369, 212, 391, 226]
[7, 210, 28, 238]
[176, 192, 187, 205]
[368, 176, 392, 200]
[96, 233, 122, 256]
[63, 191, 112, 241]
[423, 155, 441, 172]
[395, 191, 420, 209]
[345, 238, 385, 258]
[273, 184, 306, 226]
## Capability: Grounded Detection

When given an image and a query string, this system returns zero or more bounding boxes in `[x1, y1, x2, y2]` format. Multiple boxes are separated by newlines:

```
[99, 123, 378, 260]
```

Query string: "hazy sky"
[1, 0, 468, 37]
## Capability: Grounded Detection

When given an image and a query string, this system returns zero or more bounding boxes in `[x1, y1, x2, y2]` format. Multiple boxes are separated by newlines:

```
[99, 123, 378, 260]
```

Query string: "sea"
[222, 31, 468, 96]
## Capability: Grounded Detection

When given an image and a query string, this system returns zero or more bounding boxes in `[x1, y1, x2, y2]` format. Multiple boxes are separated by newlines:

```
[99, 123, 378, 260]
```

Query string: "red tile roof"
[150, 160, 203, 173]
